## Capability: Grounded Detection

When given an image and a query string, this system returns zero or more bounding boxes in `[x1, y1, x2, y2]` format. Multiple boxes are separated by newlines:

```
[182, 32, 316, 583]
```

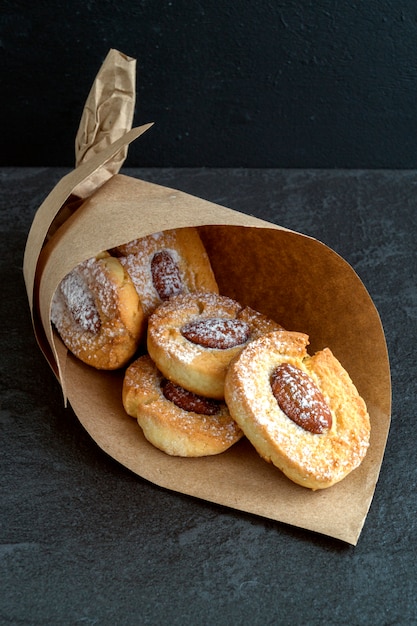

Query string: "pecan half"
[162, 379, 221, 415]
[181, 318, 250, 349]
[60, 271, 101, 333]
[151, 250, 183, 300]
[270, 363, 332, 434]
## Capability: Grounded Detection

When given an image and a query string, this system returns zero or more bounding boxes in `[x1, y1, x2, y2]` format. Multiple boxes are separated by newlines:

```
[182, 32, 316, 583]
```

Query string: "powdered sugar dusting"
[151, 250, 183, 300]
[56, 266, 100, 333]
[271, 363, 332, 433]
[120, 246, 184, 315]
[51, 259, 105, 335]
[227, 332, 369, 484]
[149, 292, 247, 369]
[124, 355, 242, 452]
[181, 318, 250, 349]
[51, 255, 138, 368]
[83, 257, 119, 321]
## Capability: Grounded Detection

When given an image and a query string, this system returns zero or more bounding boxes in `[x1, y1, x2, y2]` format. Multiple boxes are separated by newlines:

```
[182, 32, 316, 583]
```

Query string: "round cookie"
[123, 354, 243, 457]
[224, 330, 371, 490]
[147, 291, 283, 399]
[51, 252, 146, 369]
[111, 227, 219, 317]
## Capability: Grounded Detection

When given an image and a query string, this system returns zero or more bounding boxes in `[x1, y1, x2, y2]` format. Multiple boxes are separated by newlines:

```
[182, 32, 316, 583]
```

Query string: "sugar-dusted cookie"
[224, 330, 371, 490]
[147, 291, 283, 399]
[112, 228, 218, 317]
[51, 252, 145, 369]
[123, 354, 243, 457]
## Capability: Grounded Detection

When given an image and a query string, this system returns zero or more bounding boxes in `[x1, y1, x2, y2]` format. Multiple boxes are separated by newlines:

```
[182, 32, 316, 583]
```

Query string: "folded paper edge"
[75, 48, 136, 167]
[74, 48, 137, 198]
[23, 125, 153, 395]
[23, 124, 153, 309]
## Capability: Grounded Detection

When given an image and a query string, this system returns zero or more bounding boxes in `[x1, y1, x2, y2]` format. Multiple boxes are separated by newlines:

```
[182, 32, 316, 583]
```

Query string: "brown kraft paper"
[23, 50, 391, 545]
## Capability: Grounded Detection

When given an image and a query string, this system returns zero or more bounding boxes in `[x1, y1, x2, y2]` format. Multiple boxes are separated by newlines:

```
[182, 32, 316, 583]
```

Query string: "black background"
[3, 0, 417, 168]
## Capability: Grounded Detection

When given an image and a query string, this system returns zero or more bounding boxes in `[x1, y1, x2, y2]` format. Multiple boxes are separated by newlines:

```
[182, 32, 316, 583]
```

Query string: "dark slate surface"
[1, 167, 416, 624]
[4, 2, 417, 169]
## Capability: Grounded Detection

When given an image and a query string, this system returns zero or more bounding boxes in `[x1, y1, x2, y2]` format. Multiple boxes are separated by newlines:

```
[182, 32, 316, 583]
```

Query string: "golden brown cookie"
[111, 228, 219, 317]
[224, 330, 371, 490]
[123, 354, 243, 457]
[51, 252, 145, 369]
[147, 291, 283, 399]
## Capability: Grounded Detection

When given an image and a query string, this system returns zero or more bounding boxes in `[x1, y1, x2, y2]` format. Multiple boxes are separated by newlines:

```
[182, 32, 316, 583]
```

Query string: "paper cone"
[23, 51, 391, 545]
